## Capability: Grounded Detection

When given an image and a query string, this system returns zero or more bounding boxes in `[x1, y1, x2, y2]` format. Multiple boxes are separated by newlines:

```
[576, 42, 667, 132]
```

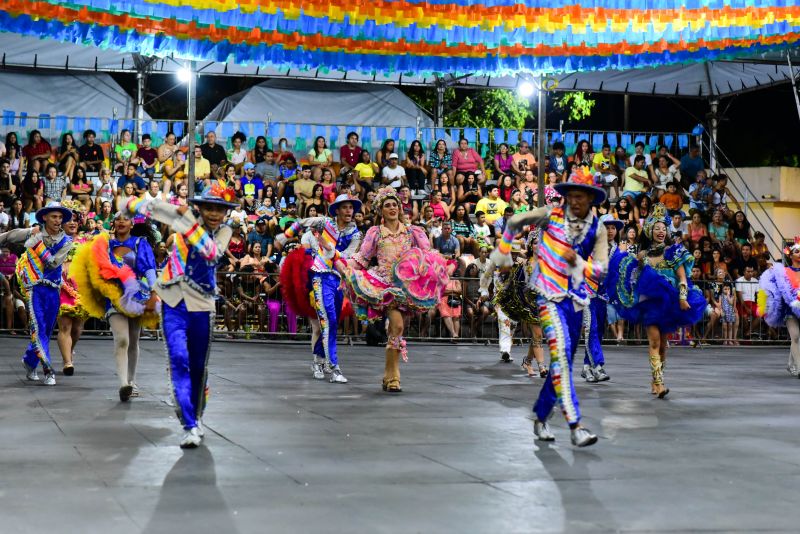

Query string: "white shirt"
[735, 276, 758, 302]
[629, 153, 652, 167]
[0, 211, 9, 229]
[381, 165, 406, 188]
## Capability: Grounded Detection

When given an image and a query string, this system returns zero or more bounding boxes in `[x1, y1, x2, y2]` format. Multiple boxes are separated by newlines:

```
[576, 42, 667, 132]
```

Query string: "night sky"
[115, 72, 799, 168]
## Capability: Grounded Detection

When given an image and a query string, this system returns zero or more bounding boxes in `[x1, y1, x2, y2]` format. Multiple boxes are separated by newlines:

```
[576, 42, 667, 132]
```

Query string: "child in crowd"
[720, 285, 737, 345]
[660, 181, 684, 211]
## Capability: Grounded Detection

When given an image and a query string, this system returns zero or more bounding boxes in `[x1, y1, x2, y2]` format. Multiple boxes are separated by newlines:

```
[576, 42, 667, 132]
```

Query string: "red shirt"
[0, 252, 17, 276]
[340, 145, 361, 168]
[452, 148, 481, 174]
[23, 141, 52, 160]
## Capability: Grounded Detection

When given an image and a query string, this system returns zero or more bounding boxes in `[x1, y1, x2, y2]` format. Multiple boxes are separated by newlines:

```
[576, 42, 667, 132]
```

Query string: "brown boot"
[384, 348, 402, 393]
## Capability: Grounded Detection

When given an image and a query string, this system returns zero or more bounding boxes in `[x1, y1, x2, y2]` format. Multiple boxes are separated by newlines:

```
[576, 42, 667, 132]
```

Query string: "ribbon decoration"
[0, 1, 796, 77]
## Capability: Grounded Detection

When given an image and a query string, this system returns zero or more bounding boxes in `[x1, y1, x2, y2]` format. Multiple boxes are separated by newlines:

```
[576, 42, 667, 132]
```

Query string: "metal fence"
[0, 273, 787, 346]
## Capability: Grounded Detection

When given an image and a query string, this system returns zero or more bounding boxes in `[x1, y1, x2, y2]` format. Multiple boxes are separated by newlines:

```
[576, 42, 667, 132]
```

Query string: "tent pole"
[435, 80, 445, 128]
[709, 98, 719, 173]
[537, 76, 546, 208]
[187, 61, 197, 198]
[135, 69, 145, 140]
[788, 54, 800, 123]
[623, 94, 630, 131]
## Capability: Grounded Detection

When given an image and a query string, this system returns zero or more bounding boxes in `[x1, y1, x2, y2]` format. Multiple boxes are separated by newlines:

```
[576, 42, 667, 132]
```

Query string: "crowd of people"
[0, 127, 781, 345]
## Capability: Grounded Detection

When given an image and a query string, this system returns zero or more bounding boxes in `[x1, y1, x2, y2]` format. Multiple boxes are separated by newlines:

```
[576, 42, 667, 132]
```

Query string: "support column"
[134, 70, 146, 140]
[435, 81, 445, 128]
[709, 98, 719, 173]
[537, 76, 546, 207]
[186, 61, 197, 197]
[623, 94, 630, 131]
[788, 53, 800, 123]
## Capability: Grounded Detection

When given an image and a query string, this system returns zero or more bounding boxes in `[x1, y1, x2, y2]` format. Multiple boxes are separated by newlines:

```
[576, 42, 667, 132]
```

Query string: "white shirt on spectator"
[0, 211, 9, 229]
[629, 153, 652, 167]
[381, 165, 406, 188]
[735, 276, 758, 302]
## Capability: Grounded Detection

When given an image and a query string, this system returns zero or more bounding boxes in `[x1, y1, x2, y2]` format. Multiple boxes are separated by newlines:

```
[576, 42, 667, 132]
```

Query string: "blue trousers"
[583, 297, 607, 367]
[23, 284, 59, 372]
[163, 302, 213, 431]
[311, 272, 343, 367]
[534, 298, 584, 426]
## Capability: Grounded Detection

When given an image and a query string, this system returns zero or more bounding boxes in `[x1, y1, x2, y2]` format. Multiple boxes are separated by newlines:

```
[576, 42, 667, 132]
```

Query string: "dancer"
[280, 193, 363, 383]
[580, 214, 625, 383]
[490, 166, 608, 447]
[479, 236, 547, 377]
[15, 202, 74, 385]
[758, 237, 800, 377]
[56, 200, 90, 376]
[125, 184, 237, 448]
[607, 204, 705, 398]
[344, 186, 453, 393]
[72, 211, 158, 401]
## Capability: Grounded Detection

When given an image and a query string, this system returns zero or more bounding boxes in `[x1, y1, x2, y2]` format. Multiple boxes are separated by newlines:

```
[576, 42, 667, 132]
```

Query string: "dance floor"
[1, 336, 797, 533]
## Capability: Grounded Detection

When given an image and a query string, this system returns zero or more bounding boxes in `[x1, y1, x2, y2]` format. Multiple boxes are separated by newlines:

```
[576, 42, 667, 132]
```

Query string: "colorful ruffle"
[345, 247, 451, 322]
[493, 262, 540, 325]
[0, 1, 798, 76]
[59, 276, 89, 320]
[758, 264, 800, 328]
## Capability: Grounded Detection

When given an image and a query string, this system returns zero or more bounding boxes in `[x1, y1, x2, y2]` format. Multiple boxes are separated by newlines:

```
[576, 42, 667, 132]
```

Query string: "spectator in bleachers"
[456, 172, 482, 213]
[221, 164, 239, 190]
[307, 136, 333, 171]
[114, 129, 138, 173]
[57, 132, 79, 181]
[320, 168, 337, 203]
[373, 138, 395, 171]
[353, 149, 378, 194]
[736, 265, 761, 339]
[509, 188, 529, 214]
[475, 184, 507, 225]
[434, 169, 456, 212]
[20, 169, 44, 211]
[404, 140, 427, 195]
[429, 139, 454, 188]
[668, 210, 687, 244]
[679, 145, 704, 191]
[493, 206, 515, 241]
[752, 231, 771, 271]
[622, 154, 651, 201]
[450, 204, 476, 254]
[163, 148, 187, 192]
[614, 146, 629, 173]
[7, 198, 27, 231]
[549, 141, 568, 181]
[710, 248, 729, 280]
[191, 145, 211, 188]
[23, 129, 52, 175]
[228, 131, 249, 174]
[397, 185, 417, 222]
[277, 155, 299, 204]
[493, 143, 513, 180]
[274, 137, 294, 167]
[239, 162, 264, 213]
[247, 217, 273, 260]
[78, 129, 104, 173]
[592, 144, 620, 200]
[660, 181, 684, 212]
[43, 163, 69, 203]
[517, 169, 537, 206]
[258, 149, 279, 187]
[292, 165, 316, 211]
[649, 153, 681, 199]
[381, 153, 406, 189]
[4, 132, 20, 161]
[116, 182, 136, 207]
[628, 141, 652, 168]
[730, 242, 759, 279]
[613, 196, 636, 226]
[708, 210, 729, 245]
[251, 135, 269, 170]
[170, 183, 190, 208]
[201, 131, 228, 177]
[427, 190, 451, 221]
[573, 139, 593, 166]
[711, 174, 733, 211]
[94, 200, 113, 231]
[510, 140, 536, 183]
[497, 174, 515, 203]
[69, 166, 94, 210]
[0, 159, 15, 207]
[94, 168, 115, 213]
[6, 144, 21, 183]
[339, 131, 361, 179]
[687, 211, 709, 249]
[729, 210, 752, 247]
[636, 194, 652, 226]
[135, 134, 157, 179]
[418, 204, 435, 229]
[433, 220, 460, 260]
[157, 131, 178, 167]
[117, 163, 146, 197]
[0, 201, 7, 230]
[144, 179, 163, 202]
[621, 225, 639, 255]
[688, 170, 712, 213]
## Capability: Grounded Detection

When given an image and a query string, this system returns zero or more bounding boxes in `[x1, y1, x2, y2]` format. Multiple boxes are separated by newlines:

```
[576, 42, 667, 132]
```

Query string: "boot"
[650, 352, 669, 398]
[384, 348, 402, 393]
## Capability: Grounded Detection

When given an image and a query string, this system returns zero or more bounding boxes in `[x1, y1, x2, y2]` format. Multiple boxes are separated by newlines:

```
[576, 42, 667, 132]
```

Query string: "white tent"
[202, 79, 434, 128]
[0, 70, 150, 119]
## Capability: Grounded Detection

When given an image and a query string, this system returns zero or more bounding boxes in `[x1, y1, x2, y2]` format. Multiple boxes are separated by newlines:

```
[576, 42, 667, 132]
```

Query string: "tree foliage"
[406, 87, 534, 130]
[553, 91, 596, 122]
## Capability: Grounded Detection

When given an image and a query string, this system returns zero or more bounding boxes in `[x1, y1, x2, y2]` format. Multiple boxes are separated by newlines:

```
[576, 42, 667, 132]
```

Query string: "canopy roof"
[1, 32, 797, 99]
[203, 79, 434, 127]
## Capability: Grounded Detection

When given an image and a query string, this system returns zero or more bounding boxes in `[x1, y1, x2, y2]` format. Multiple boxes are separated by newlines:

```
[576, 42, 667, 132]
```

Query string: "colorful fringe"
[0, 1, 797, 76]
[71, 233, 160, 329]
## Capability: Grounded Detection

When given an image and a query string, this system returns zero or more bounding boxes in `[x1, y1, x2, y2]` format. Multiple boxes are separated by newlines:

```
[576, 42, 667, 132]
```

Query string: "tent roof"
[203, 79, 433, 127]
[0, 70, 150, 119]
[0, 32, 797, 99]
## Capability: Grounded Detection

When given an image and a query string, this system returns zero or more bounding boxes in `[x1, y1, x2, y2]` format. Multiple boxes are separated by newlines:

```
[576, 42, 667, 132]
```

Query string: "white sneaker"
[323, 361, 333, 374]
[330, 368, 348, 384]
[312, 362, 325, 380]
[533, 420, 555, 441]
[179, 427, 202, 449]
[197, 419, 205, 438]
[787, 364, 799, 377]
[570, 427, 598, 447]
[581, 364, 598, 383]
[24, 362, 39, 381]
[593, 365, 610, 382]
[129, 383, 140, 398]
[42, 372, 56, 386]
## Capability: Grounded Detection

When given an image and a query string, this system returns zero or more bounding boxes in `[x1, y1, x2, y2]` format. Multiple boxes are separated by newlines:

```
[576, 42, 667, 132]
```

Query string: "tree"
[553, 92, 595, 122]
[405, 87, 534, 130]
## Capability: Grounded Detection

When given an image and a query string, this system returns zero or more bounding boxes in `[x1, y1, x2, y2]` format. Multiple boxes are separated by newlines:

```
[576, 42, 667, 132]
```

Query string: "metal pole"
[623, 94, 630, 131]
[709, 98, 719, 173]
[537, 76, 546, 207]
[788, 53, 800, 123]
[135, 69, 145, 140]
[187, 61, 197, 197]
[435, 81, 445, 128]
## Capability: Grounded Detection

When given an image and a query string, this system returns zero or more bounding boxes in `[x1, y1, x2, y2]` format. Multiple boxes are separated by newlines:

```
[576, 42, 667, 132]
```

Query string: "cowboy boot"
[386, 348, 402, 393]
[650, 352, 669, 398]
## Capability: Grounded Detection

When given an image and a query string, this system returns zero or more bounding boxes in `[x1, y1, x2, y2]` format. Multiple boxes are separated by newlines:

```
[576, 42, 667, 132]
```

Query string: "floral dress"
[59, 235, 90, 319]
[345, 224, 451, 321]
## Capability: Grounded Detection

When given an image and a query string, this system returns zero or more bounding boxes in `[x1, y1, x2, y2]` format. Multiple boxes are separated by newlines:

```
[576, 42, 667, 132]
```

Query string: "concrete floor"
[0, 336, 798, 533]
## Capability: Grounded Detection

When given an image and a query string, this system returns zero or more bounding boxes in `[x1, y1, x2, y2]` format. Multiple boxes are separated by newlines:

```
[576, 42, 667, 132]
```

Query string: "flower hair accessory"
[210, 183, 237, 204]
[374, 186, 401, 210]
[643, 203, 670, 239]
[569, 164, 595, 186]
[784, 236, 800, 256]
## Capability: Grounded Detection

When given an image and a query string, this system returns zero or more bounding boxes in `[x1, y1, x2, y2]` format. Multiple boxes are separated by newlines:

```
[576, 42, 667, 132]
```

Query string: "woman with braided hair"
[607, 204, 705, 398]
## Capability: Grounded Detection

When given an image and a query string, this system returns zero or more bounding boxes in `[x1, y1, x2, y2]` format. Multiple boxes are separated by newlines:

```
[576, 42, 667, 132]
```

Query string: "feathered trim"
[72, 233, 160, 328]
[280, 248, 316, 318]
[756, 289, 768, 319]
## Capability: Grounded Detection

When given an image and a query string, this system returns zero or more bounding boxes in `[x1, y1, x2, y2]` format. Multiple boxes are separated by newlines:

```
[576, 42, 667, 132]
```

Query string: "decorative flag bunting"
[0, 1, 797, 77]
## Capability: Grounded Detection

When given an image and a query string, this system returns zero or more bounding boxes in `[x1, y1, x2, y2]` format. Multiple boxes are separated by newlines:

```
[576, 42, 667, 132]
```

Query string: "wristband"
[679, 283, 688, 301]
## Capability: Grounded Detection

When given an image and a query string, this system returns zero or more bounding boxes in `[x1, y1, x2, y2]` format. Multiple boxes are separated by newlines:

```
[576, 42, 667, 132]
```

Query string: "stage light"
[176, 67, 192, 83]
[518, 81, 534, 98]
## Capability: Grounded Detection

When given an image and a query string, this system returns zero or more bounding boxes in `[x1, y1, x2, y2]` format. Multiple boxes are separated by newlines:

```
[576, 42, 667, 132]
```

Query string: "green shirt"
[115, 142, 138, 161]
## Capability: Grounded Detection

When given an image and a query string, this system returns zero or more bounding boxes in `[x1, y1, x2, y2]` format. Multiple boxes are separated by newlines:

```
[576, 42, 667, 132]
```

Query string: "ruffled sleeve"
[409, 225, 431, 251]
[351, 225, 380, 269]
[665, 244, 694, 272]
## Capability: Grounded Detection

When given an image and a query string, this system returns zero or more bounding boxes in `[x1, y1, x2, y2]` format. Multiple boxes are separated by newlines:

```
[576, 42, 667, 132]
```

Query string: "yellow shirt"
[475, 197, 508, 225]
[623, 167, 648, 193]
[193, 157, 211, 178]
[354, 162, 378, 180]
[592, 153, 616, 172]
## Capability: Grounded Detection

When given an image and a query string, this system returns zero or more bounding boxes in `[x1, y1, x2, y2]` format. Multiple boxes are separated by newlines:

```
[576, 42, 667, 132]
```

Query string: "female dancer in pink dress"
[345, 187, 453, 393]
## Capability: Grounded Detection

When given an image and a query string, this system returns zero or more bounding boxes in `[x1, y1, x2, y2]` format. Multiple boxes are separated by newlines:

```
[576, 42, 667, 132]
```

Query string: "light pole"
[177, 62, 197, 197]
